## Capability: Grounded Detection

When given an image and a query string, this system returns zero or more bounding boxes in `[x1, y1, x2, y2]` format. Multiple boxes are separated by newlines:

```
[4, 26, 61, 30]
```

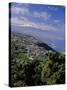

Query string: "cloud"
[33, 12, 51, 20]
[11, 17, 32, 27]
[11, 16, 60, 32]
[53, 20, 60, 23]
[11, 5, 51, 21]
[48, 6, 58, 11]
[11, 6, 30, 15]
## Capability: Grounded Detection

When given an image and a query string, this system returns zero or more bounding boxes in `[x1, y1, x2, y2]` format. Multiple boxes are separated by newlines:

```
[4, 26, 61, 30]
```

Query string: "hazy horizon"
[10, 3, 65, 53]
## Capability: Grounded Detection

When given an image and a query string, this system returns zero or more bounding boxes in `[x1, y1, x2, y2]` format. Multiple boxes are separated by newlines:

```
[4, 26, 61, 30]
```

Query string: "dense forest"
[10, 32, 65, 87]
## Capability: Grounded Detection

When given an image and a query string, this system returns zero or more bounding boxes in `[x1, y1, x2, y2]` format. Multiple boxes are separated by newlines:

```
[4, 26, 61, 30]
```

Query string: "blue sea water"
[11, 26, 65, 53]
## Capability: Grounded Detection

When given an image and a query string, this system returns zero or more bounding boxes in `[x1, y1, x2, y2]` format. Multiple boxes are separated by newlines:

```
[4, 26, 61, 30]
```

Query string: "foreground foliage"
[10, 50, 65, 87]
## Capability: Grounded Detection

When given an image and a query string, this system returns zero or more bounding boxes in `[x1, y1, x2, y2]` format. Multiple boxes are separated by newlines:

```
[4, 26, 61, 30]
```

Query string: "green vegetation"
[10, 32, 65, 87]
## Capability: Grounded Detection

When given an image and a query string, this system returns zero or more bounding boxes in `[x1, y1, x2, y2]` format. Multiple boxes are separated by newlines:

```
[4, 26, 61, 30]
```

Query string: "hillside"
[10, 31, 65, 87]
[11, 31, 56, 60]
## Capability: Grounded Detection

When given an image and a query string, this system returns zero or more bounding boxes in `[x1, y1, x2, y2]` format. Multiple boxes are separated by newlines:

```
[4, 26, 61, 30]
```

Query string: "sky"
[10, 3, 65, 52]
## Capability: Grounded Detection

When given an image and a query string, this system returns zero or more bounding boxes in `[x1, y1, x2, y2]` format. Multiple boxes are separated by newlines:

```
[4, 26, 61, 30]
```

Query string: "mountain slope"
[10, 31, 65, 87]
[11, 31, 57, 60]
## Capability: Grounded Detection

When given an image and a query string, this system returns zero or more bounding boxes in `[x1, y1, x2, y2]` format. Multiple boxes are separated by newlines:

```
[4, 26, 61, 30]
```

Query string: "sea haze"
[11, 26, 65, 53]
